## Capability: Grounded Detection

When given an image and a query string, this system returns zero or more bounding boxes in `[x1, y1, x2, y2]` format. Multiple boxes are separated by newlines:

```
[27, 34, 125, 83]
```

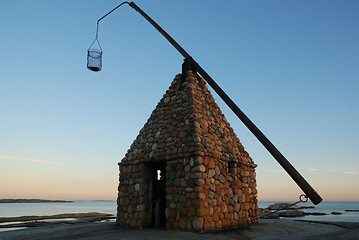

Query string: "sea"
[0, 201, 117, 218]
[0, 201, 358, 224]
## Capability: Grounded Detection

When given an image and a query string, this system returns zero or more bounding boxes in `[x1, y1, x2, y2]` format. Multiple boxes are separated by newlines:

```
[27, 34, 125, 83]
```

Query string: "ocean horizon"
[0, 200, 358, 222]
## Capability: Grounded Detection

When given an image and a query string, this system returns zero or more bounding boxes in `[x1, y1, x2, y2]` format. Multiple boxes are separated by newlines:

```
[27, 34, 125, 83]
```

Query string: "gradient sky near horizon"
[0, 0, 358, 202]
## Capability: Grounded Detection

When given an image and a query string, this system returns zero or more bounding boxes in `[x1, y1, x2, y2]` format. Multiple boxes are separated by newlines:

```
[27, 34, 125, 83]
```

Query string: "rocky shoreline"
[1, 219, 358, 240]
[1, 202, 357, 234]
[0, 202, 358, 240]
[0, 212, 115, 229]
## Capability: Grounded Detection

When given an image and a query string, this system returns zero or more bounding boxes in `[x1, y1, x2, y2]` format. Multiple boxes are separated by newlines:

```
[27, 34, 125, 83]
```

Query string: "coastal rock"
[278, 210, 305, 218]
[267, 203, 300, 210]
[304, 212, 327, 216]
[331, 211, 342, 215]
[299, 206, 315, 209]
[258, 208, 279, 219]
[0, 212, 114, 224]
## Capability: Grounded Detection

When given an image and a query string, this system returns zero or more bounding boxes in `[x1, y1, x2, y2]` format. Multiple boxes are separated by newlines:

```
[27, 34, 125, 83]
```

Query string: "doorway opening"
[151, 161, 166, 228]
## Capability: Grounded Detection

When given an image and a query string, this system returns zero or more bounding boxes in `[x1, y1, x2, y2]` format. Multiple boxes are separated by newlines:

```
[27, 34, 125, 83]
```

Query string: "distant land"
[0, 199, 73, 203]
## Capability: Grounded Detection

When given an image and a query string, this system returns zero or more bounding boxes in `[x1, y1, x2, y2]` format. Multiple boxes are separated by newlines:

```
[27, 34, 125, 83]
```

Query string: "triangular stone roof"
[121, 71, 255, 168]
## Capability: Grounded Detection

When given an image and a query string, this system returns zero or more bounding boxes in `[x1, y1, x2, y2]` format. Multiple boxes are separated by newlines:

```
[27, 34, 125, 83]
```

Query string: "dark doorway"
[151, 161, 166, 227]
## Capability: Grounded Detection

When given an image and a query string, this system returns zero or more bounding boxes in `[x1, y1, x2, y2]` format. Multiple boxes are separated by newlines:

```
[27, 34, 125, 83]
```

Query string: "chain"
[249, 194, 309, 224]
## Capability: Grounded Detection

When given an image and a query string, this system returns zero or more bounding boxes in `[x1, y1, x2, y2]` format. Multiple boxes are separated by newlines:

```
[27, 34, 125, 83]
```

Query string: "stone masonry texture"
[117, 71, 259, 231]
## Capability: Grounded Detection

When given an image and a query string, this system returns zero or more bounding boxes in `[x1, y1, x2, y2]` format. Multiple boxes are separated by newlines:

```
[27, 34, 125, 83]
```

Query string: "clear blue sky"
[0, 0, 358, 201]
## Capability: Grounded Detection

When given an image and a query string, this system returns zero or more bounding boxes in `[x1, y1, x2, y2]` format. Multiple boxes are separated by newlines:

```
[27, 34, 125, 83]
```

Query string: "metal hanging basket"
[87, 48, 102, 72]
[87, 25, 103, 72]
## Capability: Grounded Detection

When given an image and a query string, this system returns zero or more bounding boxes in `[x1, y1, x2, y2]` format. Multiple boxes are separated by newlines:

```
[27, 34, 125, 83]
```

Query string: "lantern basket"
[87, 48, 102, 72]
[87, 28, 103, 72]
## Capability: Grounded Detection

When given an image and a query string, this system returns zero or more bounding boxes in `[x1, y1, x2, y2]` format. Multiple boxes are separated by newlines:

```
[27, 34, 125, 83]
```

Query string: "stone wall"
[117, 162, 150, 228]
[164, 157, 258, 231]
[117, 71, 258, 231]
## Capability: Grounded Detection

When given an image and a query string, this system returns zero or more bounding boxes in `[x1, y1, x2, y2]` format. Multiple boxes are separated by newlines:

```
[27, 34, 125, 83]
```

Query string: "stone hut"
[117, 71, 259, 231]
